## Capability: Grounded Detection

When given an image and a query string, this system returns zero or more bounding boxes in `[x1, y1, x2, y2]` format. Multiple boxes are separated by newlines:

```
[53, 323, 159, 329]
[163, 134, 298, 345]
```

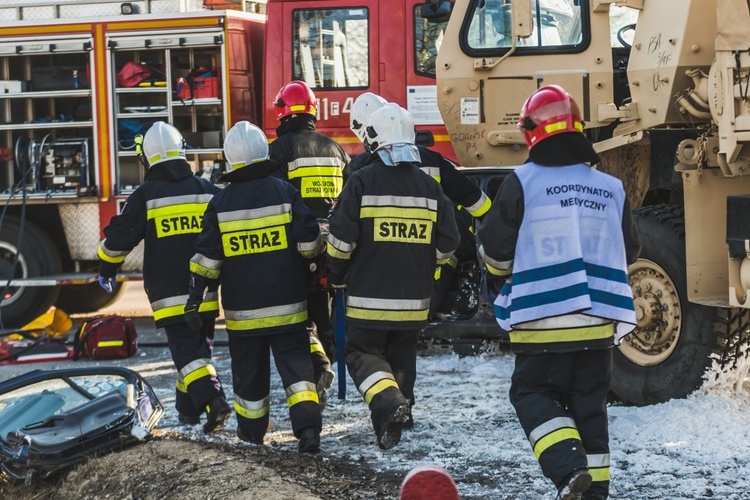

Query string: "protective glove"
[184, 299, 203, 332]
[184, 273, 209, 332]
[98, 275, 115, 293]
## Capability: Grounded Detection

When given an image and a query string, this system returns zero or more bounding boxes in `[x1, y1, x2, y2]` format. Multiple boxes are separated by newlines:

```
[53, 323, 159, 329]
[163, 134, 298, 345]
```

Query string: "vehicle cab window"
[414, 6, 449, 77]
[462, 0, 588, 54]
[292, 8, 369, 89]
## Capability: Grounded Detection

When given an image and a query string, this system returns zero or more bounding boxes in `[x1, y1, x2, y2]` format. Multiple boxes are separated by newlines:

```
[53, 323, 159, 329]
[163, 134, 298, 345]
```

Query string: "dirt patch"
[0, 431, 403, 499]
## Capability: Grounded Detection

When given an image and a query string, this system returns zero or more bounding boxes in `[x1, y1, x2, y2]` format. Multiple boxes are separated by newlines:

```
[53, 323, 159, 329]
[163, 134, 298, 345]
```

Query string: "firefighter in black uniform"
[187, 121, 324, 453]
[327, 104, 460, 449]
[97, 121, 230, 434]
[478, 86, 641, 500]
[345, 92, 491, 320]
[269, 80, 350, 406]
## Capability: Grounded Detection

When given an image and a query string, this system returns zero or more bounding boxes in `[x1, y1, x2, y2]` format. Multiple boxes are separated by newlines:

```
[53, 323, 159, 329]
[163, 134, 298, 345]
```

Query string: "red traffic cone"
[399, 465, 459, 500]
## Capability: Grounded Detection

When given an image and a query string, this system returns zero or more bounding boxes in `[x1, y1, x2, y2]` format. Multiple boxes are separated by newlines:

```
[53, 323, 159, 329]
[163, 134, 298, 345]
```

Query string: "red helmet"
[517, 85, 584, 149]
[273, 80, 317, 120]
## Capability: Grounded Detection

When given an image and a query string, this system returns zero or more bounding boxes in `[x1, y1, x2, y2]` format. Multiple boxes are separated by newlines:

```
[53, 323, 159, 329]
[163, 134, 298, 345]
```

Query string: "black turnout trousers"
[510, 348, 612, 500]
[165, 319, 224, 417]
[229, 328, 322, 442]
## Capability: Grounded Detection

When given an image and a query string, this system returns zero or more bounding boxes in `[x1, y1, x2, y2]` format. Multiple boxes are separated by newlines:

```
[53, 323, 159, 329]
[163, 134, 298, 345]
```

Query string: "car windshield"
[0, 374, 130, 439]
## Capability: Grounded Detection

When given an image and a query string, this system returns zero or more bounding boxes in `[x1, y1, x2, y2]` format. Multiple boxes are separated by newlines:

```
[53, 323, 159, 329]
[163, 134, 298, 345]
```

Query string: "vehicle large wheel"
[0, 216, 62, 327]
[55, 281, 127, 314]
[611, 204, 720, 405]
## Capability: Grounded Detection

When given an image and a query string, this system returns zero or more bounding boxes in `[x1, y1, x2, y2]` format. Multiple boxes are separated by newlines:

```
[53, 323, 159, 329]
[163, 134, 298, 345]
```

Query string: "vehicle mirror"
[509, 0, 533, 39]
[419, 0, 452, 23]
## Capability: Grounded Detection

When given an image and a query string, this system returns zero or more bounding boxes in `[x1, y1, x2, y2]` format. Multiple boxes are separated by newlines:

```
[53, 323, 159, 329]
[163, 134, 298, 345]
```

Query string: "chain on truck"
[428, 0, 750, 405]
[0, 0, 453, 327]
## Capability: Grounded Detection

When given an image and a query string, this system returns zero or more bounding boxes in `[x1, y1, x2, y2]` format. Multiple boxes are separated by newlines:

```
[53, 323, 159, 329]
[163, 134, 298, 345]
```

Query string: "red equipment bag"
[73, 315, 138, 360]
[116, 61, 152, 87]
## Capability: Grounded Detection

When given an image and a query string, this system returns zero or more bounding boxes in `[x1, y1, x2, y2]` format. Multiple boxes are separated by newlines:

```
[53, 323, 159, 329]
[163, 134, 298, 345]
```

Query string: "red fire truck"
[0, 0, 452, 326]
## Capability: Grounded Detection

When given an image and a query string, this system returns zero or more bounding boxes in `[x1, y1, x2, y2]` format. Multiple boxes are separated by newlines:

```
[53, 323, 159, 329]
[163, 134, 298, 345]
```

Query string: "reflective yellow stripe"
[510, 324, 613, 344]
[347, 307, 429, 322]
[218, 213, 291, 233]
[310, 342, 325, 354]
[234, 401, 269, 419]
[183, 364, 217, 387]
[544, 121, 584, 134]
[148, 150, 182, 163]
[364, 379, 399, 404]
[226, 311, 307, 330]
[176, 378, 187, 393]
[287, 390, 319, 407]
[152, 300, 219, 322]
[533, 428, 582, 459]
[434, 267, 441, 280]
[289, 104, 309, 113]
[486, 264, 512, 277]
[360, 206, 437, 222]
[190, 260, 221, 279]
[287, 166, 343, 179]
[468, 196, 492, 218]
[326, 241, 351, 260]
[222, 226, 288, 257]
[97, 246, 126, 264]
[97, 340, 124, 348]
[590, 467, 610, 482]
[146, 202, 206, 220]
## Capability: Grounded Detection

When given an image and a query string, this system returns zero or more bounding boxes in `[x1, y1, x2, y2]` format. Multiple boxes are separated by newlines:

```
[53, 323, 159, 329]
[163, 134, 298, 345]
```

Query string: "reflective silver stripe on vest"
[288, 157, 348, 170]
[437, 249, 454, 261]
[146, 193, 214, 210]
[529, 416, 578, 449]
[191, 253, 222, 271]
[361, 195, 437, 211]
[224, 301, 307, 320]
[357, 370, 395, 395]
[297, 235, 324, 253]
[479, 245, 513, 271]
[464, 191, 489, 214]
[178, 358, 212, 380]
[347, 295, 430, 311]
[419, 166, 441, 180]
[151, 292, 219, 311]
[285, 381, 317, 398]
[216, 204, 291, 223]
[327, 233, 356, 253]
[99, 240, 129, 258]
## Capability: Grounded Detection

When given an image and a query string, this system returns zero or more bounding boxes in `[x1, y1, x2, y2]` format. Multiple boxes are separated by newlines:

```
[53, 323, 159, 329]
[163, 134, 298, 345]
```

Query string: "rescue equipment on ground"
[73, 315, 138, 360]
[0, 307, 74, 364]
[0, 367, 163, 484]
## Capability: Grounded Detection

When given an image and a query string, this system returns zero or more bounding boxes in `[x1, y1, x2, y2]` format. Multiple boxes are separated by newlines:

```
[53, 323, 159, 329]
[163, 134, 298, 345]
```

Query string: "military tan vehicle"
[432, 0, 750, 405]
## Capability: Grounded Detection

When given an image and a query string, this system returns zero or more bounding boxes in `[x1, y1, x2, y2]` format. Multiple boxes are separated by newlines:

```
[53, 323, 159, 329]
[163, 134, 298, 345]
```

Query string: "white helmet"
[223, 121, 269, 173]
[142, 121, 185, 168]
[366, 104, 420, 165]
[350, 92, 387, 150]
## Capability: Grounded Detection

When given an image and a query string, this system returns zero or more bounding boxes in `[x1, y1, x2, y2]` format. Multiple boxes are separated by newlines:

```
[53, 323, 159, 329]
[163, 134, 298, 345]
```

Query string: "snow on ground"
[149, 346, 750, 500]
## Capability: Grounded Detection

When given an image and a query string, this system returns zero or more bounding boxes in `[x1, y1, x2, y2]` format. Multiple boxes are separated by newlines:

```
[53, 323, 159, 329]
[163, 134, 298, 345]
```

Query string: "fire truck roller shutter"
[0, 216, 62, 328]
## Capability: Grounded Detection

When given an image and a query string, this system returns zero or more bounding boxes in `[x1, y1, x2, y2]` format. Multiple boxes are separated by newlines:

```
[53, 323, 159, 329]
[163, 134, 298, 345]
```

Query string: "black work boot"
[178, 412, 200, 426]
[298, 427, 321, 454]
[376, 403, 410, 450]
[557, 468, 592, 500]
[237, 427, 264, 445]
[203, 395, 231, 434]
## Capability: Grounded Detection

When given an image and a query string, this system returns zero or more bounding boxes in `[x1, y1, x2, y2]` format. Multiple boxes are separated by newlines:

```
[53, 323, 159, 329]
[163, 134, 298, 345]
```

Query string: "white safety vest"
[494, 162, 636, 342]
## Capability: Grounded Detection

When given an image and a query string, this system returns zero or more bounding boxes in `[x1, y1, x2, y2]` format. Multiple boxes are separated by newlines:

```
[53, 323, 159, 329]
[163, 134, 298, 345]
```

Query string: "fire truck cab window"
[292, 8, 369, 89]
[414, 7, 448, 77]
[465, 0, 585, 51]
